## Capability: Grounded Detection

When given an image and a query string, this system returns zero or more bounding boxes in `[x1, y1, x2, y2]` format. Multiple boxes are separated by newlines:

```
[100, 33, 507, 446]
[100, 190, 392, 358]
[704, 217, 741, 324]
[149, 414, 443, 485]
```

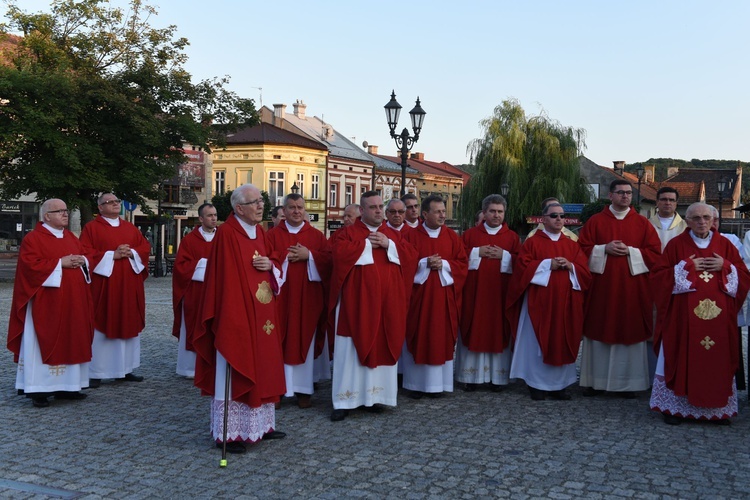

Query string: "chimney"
[645, 165, 656, 183]
[293, 99, 306, 119]
[367, 145, 378, 155]
[667, 166, 679, 178]
[272, 103, 286, 128]
[412, 152, 425, 161]
[612, 160, 625, 175]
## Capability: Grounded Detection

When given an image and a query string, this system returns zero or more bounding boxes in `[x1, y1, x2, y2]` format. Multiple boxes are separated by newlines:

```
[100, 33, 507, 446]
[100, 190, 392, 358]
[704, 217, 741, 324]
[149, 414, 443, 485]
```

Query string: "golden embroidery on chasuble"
[700, 336, 715, 350]
[694, 299, 721, 320]
[262, 320, 274, 335]
[256, 281, 273, 304]
[699, 271, 714, 282]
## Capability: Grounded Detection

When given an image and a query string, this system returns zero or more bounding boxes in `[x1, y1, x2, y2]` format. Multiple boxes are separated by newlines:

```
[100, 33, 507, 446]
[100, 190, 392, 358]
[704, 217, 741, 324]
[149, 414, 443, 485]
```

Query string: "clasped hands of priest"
[550, 257, 572, 271]
[604, 240, 630, 256]
[689, 253, 724, 272]
[427, 254, 443, 271]
[478, 245, 504, 260]
[367, 231, 390, 249]
[114, 244, 134, 260]
[62, 254, 86, 269]
[286, 243, 310, 262]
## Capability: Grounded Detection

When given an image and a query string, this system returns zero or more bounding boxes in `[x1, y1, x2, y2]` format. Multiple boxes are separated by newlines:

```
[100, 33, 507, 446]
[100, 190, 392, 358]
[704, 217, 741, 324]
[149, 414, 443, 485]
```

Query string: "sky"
[5, 0, 750, 167]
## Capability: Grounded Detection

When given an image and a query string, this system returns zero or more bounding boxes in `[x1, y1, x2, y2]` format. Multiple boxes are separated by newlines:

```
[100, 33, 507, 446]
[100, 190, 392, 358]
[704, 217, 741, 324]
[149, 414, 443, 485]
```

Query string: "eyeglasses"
[100, 199, 121, 205]
[545, 213, 566, 219]
[387, 210, 406, 214]
[688, 215, 713, 222]
[238, 198, 264, 206]
[47, 209, 70, 215]
[658, 198, 677, 202]
[405, 204, 419, 210]
[612, 190, 633, 196]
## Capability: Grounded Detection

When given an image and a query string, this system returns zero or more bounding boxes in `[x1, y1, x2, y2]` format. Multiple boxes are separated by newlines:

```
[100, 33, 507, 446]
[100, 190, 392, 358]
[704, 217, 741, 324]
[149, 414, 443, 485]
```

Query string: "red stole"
[171, 227, 213, 349]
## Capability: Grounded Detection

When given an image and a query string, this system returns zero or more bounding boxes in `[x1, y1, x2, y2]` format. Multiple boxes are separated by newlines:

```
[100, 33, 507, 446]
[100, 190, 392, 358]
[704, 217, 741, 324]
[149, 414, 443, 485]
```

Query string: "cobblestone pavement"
[1, 277, 748, 499]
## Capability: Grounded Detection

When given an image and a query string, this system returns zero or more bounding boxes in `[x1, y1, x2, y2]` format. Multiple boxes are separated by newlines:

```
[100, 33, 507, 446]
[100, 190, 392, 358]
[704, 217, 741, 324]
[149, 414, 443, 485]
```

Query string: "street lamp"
[636, 166, 645, 206]
[291, 182, 299, 194]
[717, 176, 732, 231]
[500, 183, 510, 197]
[384, 90, 426, 198]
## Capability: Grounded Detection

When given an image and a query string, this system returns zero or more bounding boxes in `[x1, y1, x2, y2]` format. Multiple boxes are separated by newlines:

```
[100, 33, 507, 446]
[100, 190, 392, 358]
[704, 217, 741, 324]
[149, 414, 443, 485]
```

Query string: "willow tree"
[459, 99, 590, 232]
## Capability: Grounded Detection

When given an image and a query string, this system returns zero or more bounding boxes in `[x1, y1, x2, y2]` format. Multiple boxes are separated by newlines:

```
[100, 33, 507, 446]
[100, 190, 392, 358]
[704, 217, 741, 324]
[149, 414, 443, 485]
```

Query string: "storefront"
[0, 200, 39, 252]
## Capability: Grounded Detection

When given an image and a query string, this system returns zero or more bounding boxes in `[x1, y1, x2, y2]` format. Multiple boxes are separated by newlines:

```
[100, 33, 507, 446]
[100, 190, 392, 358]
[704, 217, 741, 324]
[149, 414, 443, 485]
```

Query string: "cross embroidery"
[49, 365, 66, 376]
[699, 271, 714, 283]
[700, 336, 715, 350]
[263, 320, 274, 335]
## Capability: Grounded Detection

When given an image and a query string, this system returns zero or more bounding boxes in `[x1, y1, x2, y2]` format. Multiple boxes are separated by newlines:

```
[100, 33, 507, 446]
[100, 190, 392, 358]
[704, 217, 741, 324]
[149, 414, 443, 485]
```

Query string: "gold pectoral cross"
[699, 271, 714, 282]
[700, 336, 715, 350]
[263, 320, 274, 335]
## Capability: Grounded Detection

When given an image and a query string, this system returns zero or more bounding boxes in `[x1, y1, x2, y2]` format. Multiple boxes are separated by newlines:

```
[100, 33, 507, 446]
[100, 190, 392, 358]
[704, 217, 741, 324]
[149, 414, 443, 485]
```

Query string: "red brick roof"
[658, 181, 703, 204]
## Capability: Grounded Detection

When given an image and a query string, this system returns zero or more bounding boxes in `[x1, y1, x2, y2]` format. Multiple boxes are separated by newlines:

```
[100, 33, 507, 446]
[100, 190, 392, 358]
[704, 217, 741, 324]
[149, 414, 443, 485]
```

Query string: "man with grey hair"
[651, 202, 750, 425]
[8, 199, 94, 407]
[80, 193, 150, 388]
[457, 194, 520, 391]
[385, 199, 411, 234]
[193, 183, 286, 453]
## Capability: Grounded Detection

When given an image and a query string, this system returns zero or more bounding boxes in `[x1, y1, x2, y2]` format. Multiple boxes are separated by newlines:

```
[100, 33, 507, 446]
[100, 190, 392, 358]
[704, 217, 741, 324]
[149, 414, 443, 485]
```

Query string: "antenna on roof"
[250, 86, 262, 108]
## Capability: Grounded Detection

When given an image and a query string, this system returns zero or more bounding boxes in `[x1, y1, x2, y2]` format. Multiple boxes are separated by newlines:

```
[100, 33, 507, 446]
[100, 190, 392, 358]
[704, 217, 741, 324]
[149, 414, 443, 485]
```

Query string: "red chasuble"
[79, 216, 150, 339]
[651, 229, 750, 408]
[171, 227, 213, 350]
[329, 220, 416, 368]
[506, 232, 592, 365]
[405, 224, 468, 364]
[8, 223, 95, 365]
[192, 214, 285, 407]
[459, 224, 520, 353]
[578, 207, 661, 345]
[266, 221, 332, 364]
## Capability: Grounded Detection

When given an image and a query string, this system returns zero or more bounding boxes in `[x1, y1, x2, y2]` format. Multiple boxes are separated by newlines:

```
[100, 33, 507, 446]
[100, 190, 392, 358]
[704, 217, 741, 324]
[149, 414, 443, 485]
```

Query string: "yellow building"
[210, 122, 328, 231]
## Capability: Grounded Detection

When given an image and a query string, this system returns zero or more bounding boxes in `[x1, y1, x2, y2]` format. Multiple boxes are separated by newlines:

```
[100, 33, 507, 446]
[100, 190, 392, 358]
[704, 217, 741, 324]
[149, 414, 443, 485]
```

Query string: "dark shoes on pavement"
[262, 430, 286, 440]
[663, 413, 682, 425]
[330, 409, 349, 422]
[54, 391, 87, 400]
[216, 441, 246, 454]
[296, 394, 312, 409]
[32, 396, 49, 408]
[88, 379, 101, 388]
[119, 373, 144, 382]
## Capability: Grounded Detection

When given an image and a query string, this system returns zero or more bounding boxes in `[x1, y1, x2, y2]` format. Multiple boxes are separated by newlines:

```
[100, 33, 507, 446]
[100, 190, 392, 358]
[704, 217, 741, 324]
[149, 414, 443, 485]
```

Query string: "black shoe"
[426, 392, 443, 399]
[549, 389, 572, 401]
[710, 418, 731, 426]
[619, 391, 636, 399]
[216, 441, 246, 454]
[463, 383, 477, 392]
[528, 387, 546, 401]
[491, 384, 505, 393]
[17, 389, 25, 396]
[582, 387, 603, 397]
[88, 379, 101, 388]
[119, 373, 144, 382]
[262, 430, 286, 440]
[32, 396, 49, 408]
[408, 391, 424, 400]
[54, 391, 87, 400]
[365, 405, 384, 413]
[330, 409, 349, 422]
[663, 414, 682, 426]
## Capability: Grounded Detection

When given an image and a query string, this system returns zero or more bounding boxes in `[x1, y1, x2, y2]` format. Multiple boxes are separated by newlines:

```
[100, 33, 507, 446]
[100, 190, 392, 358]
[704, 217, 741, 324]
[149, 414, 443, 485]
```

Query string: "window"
[297, 173, 305, 198]
[345, 185, 353, 206]
[329, 183, 338, 207]
[268, 171, 285, 205]
[360, 186, 367, 200]
[311, 174, 320, 200]
[214, 170, 225, 195]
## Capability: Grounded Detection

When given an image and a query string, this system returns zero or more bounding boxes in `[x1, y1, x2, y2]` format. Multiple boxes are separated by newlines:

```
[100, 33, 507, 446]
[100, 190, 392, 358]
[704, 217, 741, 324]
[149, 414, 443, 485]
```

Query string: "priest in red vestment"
[650, 202, 750, 425]
[578, 180, 661, 397]
[456, 194, 520, 391]
[193, 184, 286, 454]
[79, 194, 150, 387]
[507, 203, 592, 400]
[8, 199, 94, 408]
[171, 203, 217, 378]
[401, 193, 421, 229]
[403, 195, 468, 398]
[266, 193, 332, 409]
[329, 191, 416, 422]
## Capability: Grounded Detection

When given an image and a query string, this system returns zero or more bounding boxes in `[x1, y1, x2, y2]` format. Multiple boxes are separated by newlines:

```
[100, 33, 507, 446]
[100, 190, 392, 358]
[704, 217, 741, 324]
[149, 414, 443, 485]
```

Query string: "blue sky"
[7, 0, 749, 167]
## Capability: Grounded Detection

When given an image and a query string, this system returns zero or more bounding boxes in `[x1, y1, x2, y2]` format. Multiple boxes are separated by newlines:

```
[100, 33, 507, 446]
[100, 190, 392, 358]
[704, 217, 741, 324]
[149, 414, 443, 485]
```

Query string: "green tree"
[459, 98, 590, 232]
[0, 0, 258, 223]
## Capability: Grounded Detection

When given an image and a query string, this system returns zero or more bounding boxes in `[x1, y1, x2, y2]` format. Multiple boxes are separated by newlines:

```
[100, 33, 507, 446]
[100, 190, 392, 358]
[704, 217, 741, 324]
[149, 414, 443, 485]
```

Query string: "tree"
[459, 98, 590, 232]
[211, 190, 271, 222]
[0, 0, 258, 223]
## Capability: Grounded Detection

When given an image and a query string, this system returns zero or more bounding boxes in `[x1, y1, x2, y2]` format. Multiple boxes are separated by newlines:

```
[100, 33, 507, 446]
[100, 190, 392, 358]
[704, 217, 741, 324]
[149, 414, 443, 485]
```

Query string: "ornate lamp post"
[500, 183, 510, 197]
[291, 182, 299, 195]
[384, 91, 426, 197]
[717, 176, 732, 231]
[636, 166, 645, 206]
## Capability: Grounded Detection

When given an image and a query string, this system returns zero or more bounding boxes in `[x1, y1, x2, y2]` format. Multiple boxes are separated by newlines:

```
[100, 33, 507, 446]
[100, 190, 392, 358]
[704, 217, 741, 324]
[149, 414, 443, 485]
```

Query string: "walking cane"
[220, 361, 231, 468]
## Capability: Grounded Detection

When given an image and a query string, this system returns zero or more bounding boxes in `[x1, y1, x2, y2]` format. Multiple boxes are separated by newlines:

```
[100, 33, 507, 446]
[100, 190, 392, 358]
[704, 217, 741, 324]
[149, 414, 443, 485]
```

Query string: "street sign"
[308, 213, 320, 222]
[561, 203, 584, 213]
[526, 215, 580, 225]
[122, 200, 137, 212]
